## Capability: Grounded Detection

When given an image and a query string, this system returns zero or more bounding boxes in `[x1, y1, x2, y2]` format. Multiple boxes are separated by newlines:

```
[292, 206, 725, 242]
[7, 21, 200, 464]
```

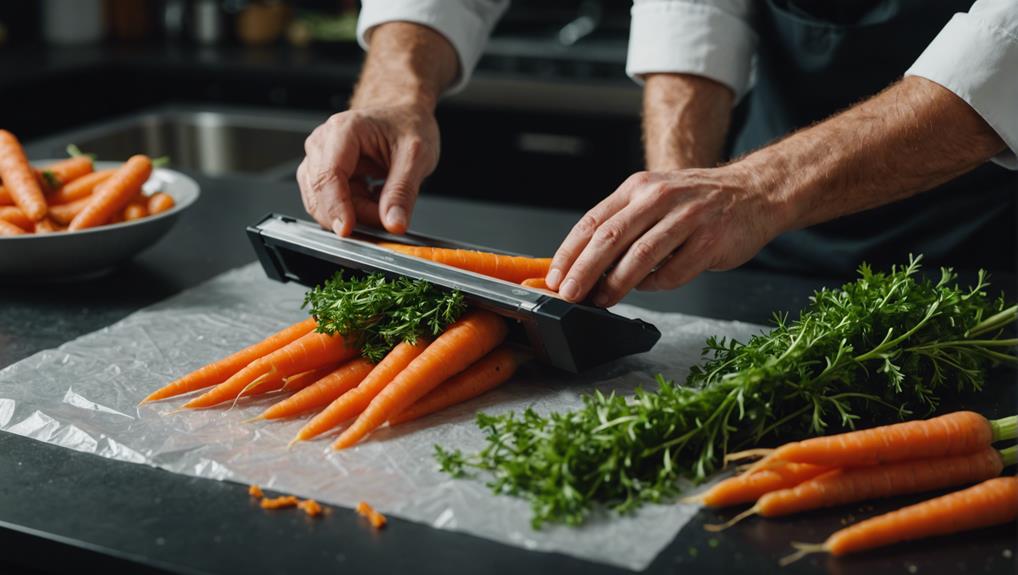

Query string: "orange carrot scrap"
[248, 484, 264, 498]
[260, 495, 300, 510]
[298, 499, 323, 517]
[356, 501, 387, 528]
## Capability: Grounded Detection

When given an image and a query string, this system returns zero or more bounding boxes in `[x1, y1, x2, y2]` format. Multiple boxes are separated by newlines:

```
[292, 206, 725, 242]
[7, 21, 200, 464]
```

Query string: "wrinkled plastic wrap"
[0, 263, 764, 570]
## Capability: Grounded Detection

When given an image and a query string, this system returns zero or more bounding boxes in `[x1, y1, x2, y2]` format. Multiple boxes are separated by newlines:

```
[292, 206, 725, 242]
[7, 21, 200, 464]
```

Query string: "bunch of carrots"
[687, 411, 1018, 563]
[0, 131, 175, 236]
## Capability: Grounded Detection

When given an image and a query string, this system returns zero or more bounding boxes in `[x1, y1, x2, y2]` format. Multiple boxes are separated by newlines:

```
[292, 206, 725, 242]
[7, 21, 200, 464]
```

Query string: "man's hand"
[297, 22, 458, 236]
[545, 167, 787, 307]
[298, 104, 438, 236]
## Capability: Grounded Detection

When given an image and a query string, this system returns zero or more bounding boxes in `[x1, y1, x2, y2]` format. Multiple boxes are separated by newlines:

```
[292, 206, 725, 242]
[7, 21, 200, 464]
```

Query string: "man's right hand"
[297, 103, 439, 236]
[297, 21, 458, 236]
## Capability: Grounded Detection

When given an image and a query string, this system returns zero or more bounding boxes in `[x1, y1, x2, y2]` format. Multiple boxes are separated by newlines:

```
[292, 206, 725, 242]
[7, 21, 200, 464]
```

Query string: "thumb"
[378, 139, 428, 234]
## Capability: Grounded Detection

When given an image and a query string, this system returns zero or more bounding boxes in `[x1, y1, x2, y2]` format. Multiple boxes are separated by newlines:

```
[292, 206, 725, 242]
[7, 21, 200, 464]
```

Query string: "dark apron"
[731, 0, 1017, 276]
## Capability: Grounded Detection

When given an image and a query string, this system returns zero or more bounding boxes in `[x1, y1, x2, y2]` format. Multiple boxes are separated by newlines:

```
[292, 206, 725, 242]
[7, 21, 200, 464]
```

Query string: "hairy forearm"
[642, 74, 734, 170]
[736, 76, 1007, 231]
[350, 22, 459, 112]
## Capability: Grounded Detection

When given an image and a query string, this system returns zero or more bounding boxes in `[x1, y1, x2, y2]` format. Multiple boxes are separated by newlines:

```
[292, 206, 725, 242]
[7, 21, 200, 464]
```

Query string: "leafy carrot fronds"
[303, 271, 466, 362]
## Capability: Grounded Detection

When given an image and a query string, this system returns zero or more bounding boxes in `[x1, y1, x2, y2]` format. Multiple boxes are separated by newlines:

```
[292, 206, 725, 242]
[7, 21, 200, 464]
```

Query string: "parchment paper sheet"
[0, 264, 764, 570]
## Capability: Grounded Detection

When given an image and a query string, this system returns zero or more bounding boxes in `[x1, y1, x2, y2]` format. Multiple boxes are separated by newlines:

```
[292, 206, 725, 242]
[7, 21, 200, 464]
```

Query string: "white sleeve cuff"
[626, 0, 757, 103]
[357, 0, 508, 95]
[906, 12, 1018, 170]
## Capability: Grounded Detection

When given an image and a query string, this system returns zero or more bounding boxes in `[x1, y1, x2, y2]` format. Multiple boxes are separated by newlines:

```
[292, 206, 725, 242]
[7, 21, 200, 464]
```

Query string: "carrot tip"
[703, 506, 757, 532]
[679, 494, 705, 505]
[723, 448, 773, 465]
[778, 542, 826, 567]
[287, 437, 301, 449]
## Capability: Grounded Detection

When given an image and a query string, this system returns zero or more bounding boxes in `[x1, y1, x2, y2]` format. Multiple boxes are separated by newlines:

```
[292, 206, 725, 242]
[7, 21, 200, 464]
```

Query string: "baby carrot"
[294, 340, 429, 442]
[39, 156, 93, 189]
[781, 476, 1018, 564]
[0, 206, 34, 231]
[753, 412, 1017, 469]
[123, 201, 149, 221]
[0, 219, 27, 236]
[707, 446, 1014, 531]
[388, 345, 521, 426]
[0, 186, 11, 206]
[34, 217, 64, 234]
[147, 192, 176, 215]
[142, 318, 316, 403]
[185, 330, 357, 409]
[334, 310, 508, 449]
[46, 168, 114, 205]
[258, 358, 375, 420]
[47, 197, 92, 226]
[689, 462, 832, 508]
[0, 130, 46, 221]
[379, 243, 552, 284]
[69, 155, 152, 230]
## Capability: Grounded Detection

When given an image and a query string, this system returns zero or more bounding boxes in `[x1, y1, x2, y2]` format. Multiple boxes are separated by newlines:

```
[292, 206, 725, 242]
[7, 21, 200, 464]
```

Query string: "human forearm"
[350, 22, 459, 112]
[735, 76, 1007, 232]
[642, 73, 734, 170]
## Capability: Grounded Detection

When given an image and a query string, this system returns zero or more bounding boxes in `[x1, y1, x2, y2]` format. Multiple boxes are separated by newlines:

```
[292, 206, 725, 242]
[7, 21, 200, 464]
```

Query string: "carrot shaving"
[260, 495, 299, 510]
[356, 501, 387, 529]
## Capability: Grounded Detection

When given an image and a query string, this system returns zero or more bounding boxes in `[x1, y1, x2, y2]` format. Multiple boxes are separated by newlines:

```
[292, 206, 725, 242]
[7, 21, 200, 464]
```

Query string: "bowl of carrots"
[0, 130, 199, 280]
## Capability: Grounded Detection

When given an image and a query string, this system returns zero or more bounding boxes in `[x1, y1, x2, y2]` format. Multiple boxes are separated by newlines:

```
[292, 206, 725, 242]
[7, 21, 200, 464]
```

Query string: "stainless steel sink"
[27, 106, 326, 180]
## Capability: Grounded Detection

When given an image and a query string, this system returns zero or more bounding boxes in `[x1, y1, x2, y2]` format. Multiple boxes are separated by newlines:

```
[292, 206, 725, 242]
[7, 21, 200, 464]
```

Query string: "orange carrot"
[356, 501, 387, 528]
[0, 186, 11, 206]
[691, 462, 831, 508]
[0, 219, 27, 236]
[781, 476, 1018, 564]
[34, 217, 64, 234]
[389, 345, 521, 426]
[0, 206, 34, 230]
[281, 366, 336, 393]
[148, 192, 176, 215]
[123, 201, 149, 221]
[47, 197, 92, 226]
[379, 243, 552, 284]
[184, 330, 357, 409]
[248, 484, 264, 498]
[334, 310, 508, 449]
[0, 130, 47, 221]
[69, 155, 152, 230]
[294, 340, 429, 442]
[258, 358, 375, 420]
[142, 318, 316, 403]
[47, 168, 114, 205]
[39, 156, 93, 189]
[760, 411, 1013, 468]
[706, 446, 1013, 531]
[260, 495, 300, 510]
[521, 277, 549, 289]
[298, 499, 323, 517]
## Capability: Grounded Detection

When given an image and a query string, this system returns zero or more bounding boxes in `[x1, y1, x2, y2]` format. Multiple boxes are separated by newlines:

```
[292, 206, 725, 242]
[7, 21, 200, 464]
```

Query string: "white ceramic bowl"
[0, 161, 200, 281]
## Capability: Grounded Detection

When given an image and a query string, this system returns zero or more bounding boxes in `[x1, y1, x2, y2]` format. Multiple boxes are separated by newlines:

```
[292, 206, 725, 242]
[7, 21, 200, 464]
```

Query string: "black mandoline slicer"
[247, 213, 660, 373]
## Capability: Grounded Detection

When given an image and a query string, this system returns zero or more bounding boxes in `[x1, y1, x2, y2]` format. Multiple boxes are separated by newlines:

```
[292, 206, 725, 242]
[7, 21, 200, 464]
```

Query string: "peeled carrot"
[294, 340, 429, 442]
[389, 345, 521, 426]
[690, 462, 831, 508]
[356, 501, 387, 528]
[148, 192, 176, 215]
[379, 243, 552, 284]
[754, 412, 1017, 469]
[47, 168, 114, 205]
[0, 206, 34, 231]
[0, 130, 46, 221]
[782, 476, 1018, 564]
[258, 358, 375, 420]
[334, 310, 508, 449]
[707, 446, 1014, 531]
[142, 318, 316, 403]
[184, 330, 357, 409]
[521, 277, 549, 289]
[39, 156, 93, 189]
[69, 155, 152, 230]
[123, 201, 149, 221]
[0, 219, 27, 236]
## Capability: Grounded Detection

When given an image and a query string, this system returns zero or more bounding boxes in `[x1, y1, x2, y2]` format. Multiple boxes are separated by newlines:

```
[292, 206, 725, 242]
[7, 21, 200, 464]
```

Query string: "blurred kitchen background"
[0, 0, 642, 210]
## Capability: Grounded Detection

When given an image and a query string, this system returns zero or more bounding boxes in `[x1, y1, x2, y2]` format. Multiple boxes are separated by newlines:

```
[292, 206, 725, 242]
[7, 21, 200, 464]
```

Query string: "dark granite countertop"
[1, 169, 1015, 575]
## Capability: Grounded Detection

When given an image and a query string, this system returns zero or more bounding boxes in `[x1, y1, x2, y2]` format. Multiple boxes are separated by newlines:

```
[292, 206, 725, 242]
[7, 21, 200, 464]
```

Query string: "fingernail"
[560, 278, 579, 301]
[386, 206, 407, 230]
[546, 268, 562, 288]
[331, 218, 344, 236]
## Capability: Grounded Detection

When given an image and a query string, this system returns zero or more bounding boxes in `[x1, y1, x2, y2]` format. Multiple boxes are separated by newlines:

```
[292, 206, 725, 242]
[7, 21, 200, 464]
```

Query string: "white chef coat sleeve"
[626, 0, 757, 103]
[357, 0, 510, 94]
[905, 0, 1018, 170]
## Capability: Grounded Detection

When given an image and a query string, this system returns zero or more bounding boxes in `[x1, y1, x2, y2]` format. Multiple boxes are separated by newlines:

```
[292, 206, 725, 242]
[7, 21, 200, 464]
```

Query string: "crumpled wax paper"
[0, 263, 765, 571]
